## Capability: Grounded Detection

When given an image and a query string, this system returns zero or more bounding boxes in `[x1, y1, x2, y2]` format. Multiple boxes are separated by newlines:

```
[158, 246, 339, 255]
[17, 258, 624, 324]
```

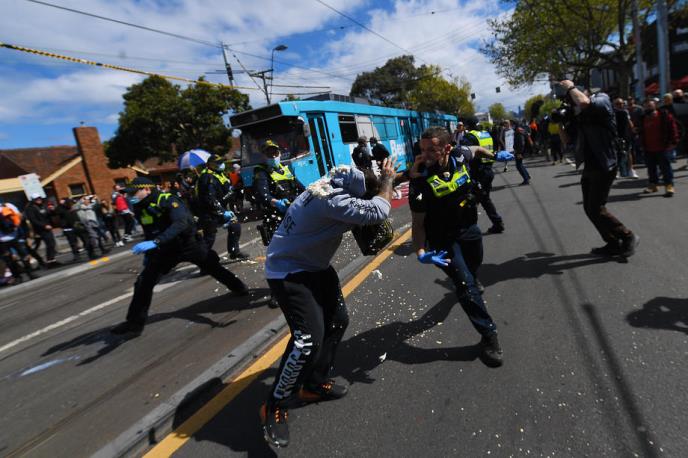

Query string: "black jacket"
[24, 203, 50, 233]
[134, 191, 196, 247]
[195, 169, 230, 220]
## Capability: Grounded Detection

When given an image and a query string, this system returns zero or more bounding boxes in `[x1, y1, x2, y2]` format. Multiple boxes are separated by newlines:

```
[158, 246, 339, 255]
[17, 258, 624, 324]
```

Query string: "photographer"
[556, 80, 638, 257]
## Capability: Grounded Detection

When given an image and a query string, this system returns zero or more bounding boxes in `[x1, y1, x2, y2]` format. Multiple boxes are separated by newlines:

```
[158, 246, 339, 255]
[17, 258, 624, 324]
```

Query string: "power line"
[313, 0, 428, 64]
[0, 41, 262, 91]
[24, 0, 219, 48]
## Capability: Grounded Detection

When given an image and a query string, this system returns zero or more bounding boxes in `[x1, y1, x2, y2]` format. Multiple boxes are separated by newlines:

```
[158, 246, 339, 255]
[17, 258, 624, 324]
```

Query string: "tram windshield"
[239, 116, 310, 166]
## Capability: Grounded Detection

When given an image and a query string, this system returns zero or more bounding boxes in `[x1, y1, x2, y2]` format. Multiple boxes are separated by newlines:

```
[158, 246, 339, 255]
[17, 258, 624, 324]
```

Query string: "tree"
[350, 55, 426, 106]
[488, 102, 507, 121]
[105, 76, 250, 167]
[406, 69, 475, 116]
[482, 0, 657, 97]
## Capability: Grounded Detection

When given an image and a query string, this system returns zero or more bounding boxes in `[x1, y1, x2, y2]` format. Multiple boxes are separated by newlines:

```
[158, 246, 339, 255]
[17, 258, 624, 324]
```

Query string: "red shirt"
[114, 194, 130, 212]
[642, 110, 678, 153]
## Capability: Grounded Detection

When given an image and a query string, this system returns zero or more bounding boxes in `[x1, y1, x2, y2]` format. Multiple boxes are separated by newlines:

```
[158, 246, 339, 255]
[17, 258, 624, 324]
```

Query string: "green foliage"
[488, 102, 507, 121]
[482, 0, 656, 97]
[350, 55, 423, 106]
[105, 76, 250, 167]
[350, 56, 474, 115]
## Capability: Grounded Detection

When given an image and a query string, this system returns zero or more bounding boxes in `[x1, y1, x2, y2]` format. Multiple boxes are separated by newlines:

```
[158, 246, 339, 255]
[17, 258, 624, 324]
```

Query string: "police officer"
[253, 140, 305, 246]
[111, 177, 248, 337]
[195, 155, 247, 260]
[410, 126, 503, 367]
[461, 118, 505, 233]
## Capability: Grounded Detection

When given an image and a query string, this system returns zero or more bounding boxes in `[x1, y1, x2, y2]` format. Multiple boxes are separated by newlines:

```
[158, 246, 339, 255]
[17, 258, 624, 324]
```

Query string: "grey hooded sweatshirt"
[265, 167, 391, 279]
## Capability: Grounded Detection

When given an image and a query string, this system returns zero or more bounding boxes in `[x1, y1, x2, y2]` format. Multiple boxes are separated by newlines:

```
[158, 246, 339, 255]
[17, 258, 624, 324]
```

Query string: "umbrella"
[178, 149, 211, 170]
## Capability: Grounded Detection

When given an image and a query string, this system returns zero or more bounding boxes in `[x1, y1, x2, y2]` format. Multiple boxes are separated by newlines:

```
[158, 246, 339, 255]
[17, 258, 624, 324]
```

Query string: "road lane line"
[144, 227, 413, 457]
[0, 292, 132, 355]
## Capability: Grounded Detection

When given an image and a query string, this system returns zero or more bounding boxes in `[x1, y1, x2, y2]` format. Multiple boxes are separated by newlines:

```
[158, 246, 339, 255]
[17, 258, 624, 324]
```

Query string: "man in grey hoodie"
[260, 158, 396, 448]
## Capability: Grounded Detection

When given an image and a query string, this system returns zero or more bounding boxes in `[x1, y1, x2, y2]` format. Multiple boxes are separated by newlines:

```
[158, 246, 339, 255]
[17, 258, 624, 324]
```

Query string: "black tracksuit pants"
[475, 167, 503, 228]
[267, 266, 349, 403]
[126, 242, 246, 326]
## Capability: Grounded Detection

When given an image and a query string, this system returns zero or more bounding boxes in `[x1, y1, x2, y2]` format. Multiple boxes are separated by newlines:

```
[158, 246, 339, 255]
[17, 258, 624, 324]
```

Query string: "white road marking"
[0, 236, 263, 356]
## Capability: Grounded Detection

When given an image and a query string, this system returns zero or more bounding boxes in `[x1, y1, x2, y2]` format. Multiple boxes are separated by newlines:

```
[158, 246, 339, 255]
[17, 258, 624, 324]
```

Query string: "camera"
[550, 104, 574, 125]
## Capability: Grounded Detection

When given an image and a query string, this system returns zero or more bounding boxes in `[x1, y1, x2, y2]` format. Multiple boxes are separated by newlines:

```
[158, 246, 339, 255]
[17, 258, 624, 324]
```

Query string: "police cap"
[124, 177, 156, 194]
[262, 140, 280, 153]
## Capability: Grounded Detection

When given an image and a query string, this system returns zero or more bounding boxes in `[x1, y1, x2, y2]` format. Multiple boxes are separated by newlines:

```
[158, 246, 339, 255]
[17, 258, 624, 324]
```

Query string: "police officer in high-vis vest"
[253, 140, 305, 246]
[111, 177, 248, 337]
[461, 119, 505, 234]
[195, 155, 247, 259]
[410, 126, 503, 367]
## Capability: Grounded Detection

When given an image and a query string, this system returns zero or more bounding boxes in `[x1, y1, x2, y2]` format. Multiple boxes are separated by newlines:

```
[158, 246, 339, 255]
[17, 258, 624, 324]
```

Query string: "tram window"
[355, 115, 377, 140]
[338, 115, 358, 143]
[372, 116, 397, 140]
[240, 116, 310, 166]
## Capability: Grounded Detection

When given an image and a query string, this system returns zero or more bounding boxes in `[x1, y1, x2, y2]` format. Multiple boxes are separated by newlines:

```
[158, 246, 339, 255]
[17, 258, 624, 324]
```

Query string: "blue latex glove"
[132, 240, 158, 255]
[274, 198, 290, 214]
[223, 210, 236, 221]
[495, 150, 515, 162]
[417, 250, 451, 267]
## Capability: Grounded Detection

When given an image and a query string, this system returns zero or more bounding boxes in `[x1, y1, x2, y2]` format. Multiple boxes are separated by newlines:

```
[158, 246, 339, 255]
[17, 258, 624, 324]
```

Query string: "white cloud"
[0, 0, 549, 129]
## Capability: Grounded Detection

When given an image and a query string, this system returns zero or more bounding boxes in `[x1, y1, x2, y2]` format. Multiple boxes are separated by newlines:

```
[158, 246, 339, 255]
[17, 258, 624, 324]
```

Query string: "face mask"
[129, 197, 140, 205]
[266, 157, 280, 168]
[217, 163, 226, 172]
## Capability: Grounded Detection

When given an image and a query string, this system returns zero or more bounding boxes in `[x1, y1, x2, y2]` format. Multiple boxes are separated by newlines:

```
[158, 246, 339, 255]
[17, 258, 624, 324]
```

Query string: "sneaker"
[619, 234, 640, 258]
[590, 242, 621, 256]
[643, 185, 658, 193]
[480, 334, 503, 367]
[110, 321, 144, 337]
[487, 225, 504, 234]
[229, 251, 249, 260]
[664, 184, 675, 197]
[260, 402, 289, 448]
[630, 170, 639, 179]
[519, 180, 530, 186]
[299, 380, 349, 403]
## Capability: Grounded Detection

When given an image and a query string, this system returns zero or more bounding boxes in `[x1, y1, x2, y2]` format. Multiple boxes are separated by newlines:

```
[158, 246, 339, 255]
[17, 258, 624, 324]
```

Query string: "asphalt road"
[0, 212, 396, 457]
[160, 157, 686, 457]
[2, 157, 687, 457]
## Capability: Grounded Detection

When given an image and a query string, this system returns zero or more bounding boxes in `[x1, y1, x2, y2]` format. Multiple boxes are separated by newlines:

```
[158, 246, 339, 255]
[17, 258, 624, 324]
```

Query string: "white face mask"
[217, 163, 226, 172]
[267, 157, 280, 168]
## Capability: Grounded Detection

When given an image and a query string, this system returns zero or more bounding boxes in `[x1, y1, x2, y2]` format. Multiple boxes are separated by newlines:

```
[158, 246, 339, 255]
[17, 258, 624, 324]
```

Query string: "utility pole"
[248, 70, 272, 104]
[220, 42, 234, 85]
[656, 0, 671, 95]
[632, 0, 645, 100]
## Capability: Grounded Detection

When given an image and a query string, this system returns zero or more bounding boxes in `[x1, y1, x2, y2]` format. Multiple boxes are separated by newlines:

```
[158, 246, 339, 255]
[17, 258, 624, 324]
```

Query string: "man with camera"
[556, 80, 639, 257]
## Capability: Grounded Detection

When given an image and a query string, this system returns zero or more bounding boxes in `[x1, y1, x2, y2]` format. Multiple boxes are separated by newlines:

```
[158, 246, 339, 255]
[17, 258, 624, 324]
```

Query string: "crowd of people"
[0, 189, 142, 285]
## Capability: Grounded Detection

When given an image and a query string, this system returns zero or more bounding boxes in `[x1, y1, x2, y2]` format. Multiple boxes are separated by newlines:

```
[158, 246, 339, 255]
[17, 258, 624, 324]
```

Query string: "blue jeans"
[645, 151, 674, 186]
[433, 231, 497, 337]
[516, 157, 531, 182]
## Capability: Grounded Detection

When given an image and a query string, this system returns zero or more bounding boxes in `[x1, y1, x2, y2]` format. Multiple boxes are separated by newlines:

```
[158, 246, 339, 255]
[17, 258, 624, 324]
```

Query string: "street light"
[268, 44, 288, 103]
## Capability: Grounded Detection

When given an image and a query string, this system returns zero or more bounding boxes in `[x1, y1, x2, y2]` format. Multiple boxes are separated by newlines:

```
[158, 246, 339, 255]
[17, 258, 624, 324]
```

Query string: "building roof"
[0, 146, 79, 180]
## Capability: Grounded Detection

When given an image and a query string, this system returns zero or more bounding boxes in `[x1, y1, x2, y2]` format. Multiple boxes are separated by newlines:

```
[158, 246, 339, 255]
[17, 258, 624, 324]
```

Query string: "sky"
[0, 0, 550, 149]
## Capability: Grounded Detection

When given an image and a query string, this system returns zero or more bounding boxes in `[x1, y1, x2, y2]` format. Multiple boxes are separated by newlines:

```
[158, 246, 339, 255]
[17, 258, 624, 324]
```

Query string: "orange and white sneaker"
[664, 184, 675, 197]
[259, 402, 289, 448]
[643, 185, 658, 193]
[298, 380, 349, 403]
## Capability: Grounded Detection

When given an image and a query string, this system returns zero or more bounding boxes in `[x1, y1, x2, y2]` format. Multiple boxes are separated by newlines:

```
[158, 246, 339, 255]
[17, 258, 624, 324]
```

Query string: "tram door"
[308, 114, 335, 178]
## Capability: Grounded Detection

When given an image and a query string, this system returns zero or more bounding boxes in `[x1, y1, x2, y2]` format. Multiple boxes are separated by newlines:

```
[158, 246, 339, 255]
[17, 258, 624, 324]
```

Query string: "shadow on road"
[163, 370, 279, 458]
[582, 303, 661, 458]
[334, 283, 479, 385]
[41, 288, 271, 365]
[626, 297, 688, 335]
[478, 251, 615, 287]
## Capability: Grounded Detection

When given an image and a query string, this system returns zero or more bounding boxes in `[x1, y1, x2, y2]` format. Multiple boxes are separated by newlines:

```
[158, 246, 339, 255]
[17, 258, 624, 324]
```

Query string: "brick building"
[0, 127, 136, 207]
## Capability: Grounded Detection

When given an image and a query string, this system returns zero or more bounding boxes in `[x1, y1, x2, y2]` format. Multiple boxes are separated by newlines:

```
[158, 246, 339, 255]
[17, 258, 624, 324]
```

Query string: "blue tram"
[229, 94, 457, 188]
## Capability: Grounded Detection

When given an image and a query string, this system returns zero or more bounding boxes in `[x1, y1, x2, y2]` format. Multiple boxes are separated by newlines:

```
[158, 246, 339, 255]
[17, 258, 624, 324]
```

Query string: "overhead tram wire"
[0, 41, 262, 91]
[313, 0, 430, 65]
[24, 0, 352, 83]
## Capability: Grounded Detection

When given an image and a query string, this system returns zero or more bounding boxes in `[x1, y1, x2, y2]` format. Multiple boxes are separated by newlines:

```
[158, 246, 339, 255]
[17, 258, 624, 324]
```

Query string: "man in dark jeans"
[558, 80, 639, 257]
[24, 193, 58, 266]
